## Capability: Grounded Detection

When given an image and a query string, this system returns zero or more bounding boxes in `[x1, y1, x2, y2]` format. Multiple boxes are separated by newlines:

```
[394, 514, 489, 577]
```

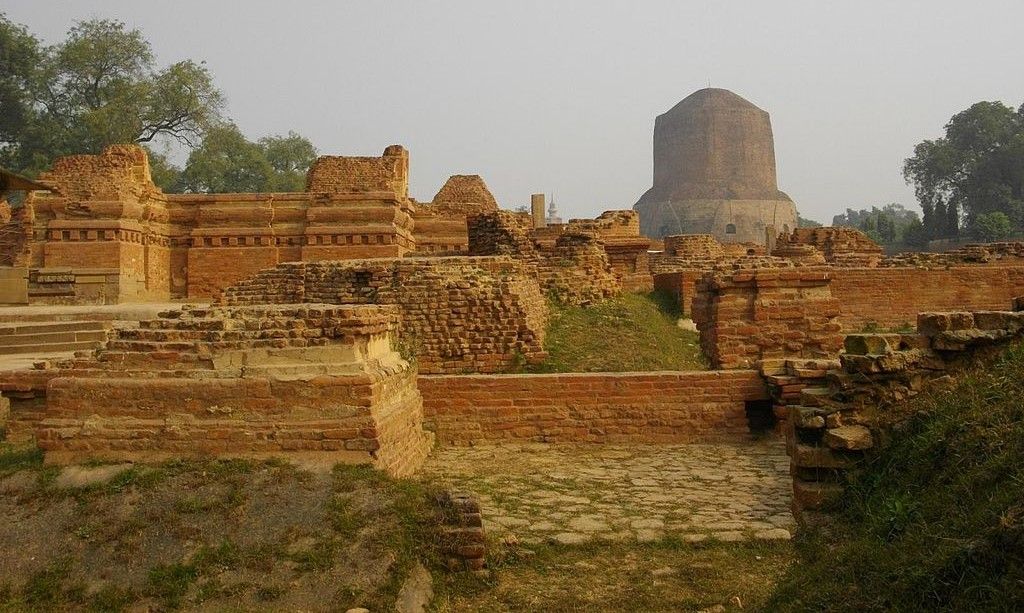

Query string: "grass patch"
[146, 562, 199, 609]
[527, 291, 707, 373]
[435, 538, 792, 612]
[767, 342, 1024, 612]
[0, 443, 43, 476]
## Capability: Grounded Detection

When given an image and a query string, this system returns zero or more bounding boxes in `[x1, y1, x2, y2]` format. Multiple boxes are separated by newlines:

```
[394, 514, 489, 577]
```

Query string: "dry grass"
[0, 453, 439, 612]
[433, 538, 793, 612]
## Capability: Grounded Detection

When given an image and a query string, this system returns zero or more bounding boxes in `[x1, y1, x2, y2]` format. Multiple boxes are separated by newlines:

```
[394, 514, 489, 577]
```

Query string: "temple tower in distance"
[633, 88, 798, 243]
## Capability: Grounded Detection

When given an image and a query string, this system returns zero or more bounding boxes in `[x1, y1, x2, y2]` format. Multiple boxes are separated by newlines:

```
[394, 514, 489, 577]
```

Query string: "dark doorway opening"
[745, 399, 776, 435]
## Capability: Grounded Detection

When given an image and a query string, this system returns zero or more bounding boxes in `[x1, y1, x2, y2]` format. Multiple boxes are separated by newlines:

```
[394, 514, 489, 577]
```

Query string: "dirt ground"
[0, 447, 434, 612]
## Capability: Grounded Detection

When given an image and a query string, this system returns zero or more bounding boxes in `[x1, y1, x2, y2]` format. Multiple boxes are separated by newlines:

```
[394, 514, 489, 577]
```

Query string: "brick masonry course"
[418, 370, 768, 445]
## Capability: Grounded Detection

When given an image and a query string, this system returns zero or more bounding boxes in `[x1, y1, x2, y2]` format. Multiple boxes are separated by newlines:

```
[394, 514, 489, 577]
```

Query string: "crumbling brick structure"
[219, 256, 548, 374]
[412, 174, 499, 255]
[555, 211, 652, 292]
[774, 227, 883, 267]
[0, 200, 32, 268]
[467, 210, 621, 305]
[693, 269, 843, 369]
[766, 307, 1024, 525]
[18, 145, 417, 302]
[1, 303, 434, 476]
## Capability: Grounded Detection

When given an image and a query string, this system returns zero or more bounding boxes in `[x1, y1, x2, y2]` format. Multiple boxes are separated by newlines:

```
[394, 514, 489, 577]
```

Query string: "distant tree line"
[904, 100, 1024, 243]
[832, 203, 927, 247]
[0, 13, 316, 193]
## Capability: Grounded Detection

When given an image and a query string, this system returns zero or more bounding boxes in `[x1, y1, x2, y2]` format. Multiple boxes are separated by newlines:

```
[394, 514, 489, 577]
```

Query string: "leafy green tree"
[175, 126, 317, 193]
[177, 124, 273, 193]
[832, 203, 921, 246]
[0, 14, 224, 175]
[970, 211, 1013, 242]
[904, 100, 1024, 240]
[0, 14, 40, 167]
[259, 131, 317, 191]
[797, 215, 822, 228]
[144, 147, 182, 192]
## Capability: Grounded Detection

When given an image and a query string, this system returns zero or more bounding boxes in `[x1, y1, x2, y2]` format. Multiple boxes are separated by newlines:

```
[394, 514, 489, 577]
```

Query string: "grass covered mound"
[767, 342, 1024, 612]
[528, 291, 707, 373]
[0, 451, 439, 612]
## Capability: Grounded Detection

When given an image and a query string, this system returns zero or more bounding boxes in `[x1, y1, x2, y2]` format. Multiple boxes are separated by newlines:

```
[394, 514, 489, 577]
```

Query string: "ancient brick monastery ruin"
[2, 88, 1024, 533]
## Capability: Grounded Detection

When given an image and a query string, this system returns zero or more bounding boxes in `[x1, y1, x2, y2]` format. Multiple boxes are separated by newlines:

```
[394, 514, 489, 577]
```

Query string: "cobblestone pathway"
[420, 440, 795, 545]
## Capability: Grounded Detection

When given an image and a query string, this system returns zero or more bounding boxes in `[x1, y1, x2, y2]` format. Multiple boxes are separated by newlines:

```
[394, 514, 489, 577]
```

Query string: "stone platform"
[1, 303, 434, 476]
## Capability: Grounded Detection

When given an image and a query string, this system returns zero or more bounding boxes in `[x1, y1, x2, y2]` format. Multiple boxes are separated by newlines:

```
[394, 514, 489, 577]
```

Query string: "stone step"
[0, 320, 107, 337]
[0, 341, 101, 355]
[0, 330, 107, 348]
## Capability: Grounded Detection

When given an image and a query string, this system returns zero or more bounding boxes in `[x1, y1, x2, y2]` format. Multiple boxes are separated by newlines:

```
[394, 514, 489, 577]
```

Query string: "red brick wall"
[829, 266, 1024, 330]
[187, 247, 281, 299]
[418, 370, 768, 445]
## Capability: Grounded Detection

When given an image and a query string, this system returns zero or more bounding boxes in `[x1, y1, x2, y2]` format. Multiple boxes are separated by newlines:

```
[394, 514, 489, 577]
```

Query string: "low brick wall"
[419, 370, 768, 445]
[829, 265, 1024, 330]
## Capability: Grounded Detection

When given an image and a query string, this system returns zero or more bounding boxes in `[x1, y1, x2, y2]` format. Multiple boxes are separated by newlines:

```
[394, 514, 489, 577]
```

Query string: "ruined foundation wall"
[23, 145, 417, 302]
[693, 270, 844, 369]
[418, 370, 767, 445]
[827, 266, 1024, 330]
[11, 304, 434, 476]
[467, 211, 622, 305]
[769, 308, 1024, 524]
[220, 256, 548, 374]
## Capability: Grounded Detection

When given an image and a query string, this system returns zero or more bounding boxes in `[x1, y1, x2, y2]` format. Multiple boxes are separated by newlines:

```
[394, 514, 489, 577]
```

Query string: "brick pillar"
[693, 269, 843, 369]
[531, 194, 546, 229]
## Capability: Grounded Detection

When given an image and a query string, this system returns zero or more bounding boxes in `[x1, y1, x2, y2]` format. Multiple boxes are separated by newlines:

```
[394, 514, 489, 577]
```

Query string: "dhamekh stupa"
[633, 88, 799, 243]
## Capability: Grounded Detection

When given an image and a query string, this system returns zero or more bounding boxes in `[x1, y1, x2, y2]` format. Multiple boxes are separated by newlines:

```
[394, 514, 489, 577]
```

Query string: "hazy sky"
[6, 1, 1024, 223]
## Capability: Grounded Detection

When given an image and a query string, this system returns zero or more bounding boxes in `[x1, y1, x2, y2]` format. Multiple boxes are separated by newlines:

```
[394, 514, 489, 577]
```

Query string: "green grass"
[766, 342, 1024, 612]
[0, 443, 44, 477]
[527, 291, 708, 373]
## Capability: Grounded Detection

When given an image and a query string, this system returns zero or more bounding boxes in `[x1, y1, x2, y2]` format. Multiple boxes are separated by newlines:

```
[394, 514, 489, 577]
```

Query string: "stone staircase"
[0, 320, 109, 356]
[54, 304, 397, 373]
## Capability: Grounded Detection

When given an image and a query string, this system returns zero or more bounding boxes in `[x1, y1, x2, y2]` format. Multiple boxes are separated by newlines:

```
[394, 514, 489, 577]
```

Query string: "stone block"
[792, 480, 844, 510]
[972, 311, 1024, 332]
[792, 444, 852, 469]
[824, 425, 873, 450]
[843, 334, 893, 356]
[917, 312, 974, 336]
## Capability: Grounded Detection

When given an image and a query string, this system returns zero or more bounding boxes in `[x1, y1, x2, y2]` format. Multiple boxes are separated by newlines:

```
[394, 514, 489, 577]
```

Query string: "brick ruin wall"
[775, 227, 883, 267]
[305, 144, 409, 198]
[652, 230, 1024, 328]
[766, 308, 1024, 525]
[576, 211, 652, 292]
[693, 269, 844, 369]
[418, 370, 768, 445]
[827, 265, 1024, 331]
[467, 210, 623, 305]
[0, 200, 32, 268]
[0, 304, 434, 476]
[411, 174, 499, 255]
[219, 256, 548, 374]
[17, 145, 417, 303]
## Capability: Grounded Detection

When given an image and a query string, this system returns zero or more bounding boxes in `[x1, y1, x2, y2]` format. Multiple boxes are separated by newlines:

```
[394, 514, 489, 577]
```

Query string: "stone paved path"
[420, 440, 795, 545]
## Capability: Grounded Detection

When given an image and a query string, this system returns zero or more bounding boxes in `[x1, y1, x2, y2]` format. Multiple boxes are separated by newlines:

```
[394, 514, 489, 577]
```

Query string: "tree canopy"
[832, 203, 926, 247]
[0, 13, 317, 194]
[173, 125, 317, 193]
[904, 100, 1024, 241]
[0, 15, 224, 175]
